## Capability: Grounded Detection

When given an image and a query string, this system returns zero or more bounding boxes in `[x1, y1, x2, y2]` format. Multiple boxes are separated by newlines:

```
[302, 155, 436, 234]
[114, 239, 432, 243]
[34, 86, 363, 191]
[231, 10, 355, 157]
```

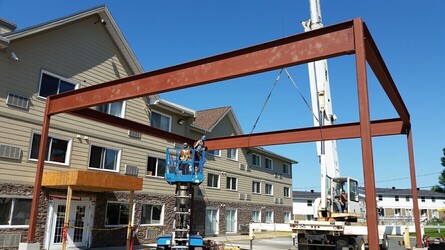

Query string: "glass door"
[225, 209, 237, 233]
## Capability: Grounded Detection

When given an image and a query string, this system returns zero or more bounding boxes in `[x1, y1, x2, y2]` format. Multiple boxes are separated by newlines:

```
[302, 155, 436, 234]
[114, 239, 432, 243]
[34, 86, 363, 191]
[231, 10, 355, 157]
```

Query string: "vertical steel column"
[27, 99, 52, 242]
[62, 186, 73, 250]
[353, 18, 379, 250]
[407, 129, 423, 247]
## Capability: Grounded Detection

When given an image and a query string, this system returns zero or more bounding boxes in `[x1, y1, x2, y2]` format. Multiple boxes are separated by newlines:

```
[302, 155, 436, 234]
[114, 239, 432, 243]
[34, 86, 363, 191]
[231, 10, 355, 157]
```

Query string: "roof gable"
[193, 106, 243, 134]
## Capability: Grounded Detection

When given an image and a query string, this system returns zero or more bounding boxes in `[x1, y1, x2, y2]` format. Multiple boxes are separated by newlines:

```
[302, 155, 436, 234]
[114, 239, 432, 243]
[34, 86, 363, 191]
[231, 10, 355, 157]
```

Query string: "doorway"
[46, 200, 92, 249]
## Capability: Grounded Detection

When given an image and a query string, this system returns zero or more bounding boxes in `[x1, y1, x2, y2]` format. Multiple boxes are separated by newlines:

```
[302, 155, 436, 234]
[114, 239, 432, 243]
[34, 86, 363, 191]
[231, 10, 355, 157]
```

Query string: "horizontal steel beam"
[47, 20, 355, 115]
[205, 118, 405, 150]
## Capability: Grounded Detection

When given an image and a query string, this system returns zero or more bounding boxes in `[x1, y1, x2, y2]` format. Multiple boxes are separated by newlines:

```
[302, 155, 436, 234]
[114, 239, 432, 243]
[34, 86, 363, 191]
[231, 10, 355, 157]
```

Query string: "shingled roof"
[192, 106, 232, 131]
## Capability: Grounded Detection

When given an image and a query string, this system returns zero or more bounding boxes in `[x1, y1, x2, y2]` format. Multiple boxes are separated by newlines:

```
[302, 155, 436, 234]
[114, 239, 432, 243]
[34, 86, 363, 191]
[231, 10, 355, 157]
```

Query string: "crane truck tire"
[380, 234, 389, 250]
[351, 236, 365, 250]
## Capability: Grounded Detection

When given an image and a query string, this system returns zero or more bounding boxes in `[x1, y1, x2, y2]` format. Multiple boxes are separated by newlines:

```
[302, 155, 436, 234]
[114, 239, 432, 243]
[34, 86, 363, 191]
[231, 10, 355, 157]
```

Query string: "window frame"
[227, 148, 238, 161]
[307, 200, 313, 207]
[0, 197, 32, 228]
[284, 187, 290, 198]
[265, 210, 274, 224]
[283, 163, 291, 175]
[105, 201, 130, 226]
[87, 144, 121, 172]
[395, 195, 399, 202]
[37, 70, 77, 99]
[252, 181, 261, 194]
[146, 156, 167, 178]
[283, 211, 291, 223]
[226, 176, 238, 191]
[265, 183, 273, 196]
[378, 195, 383, 201]
[29, 131, 72, 166]
[208, 150, 221, 157]
[251, 210, 261, 223]
[251, 153, 261, 167]
[264, 157, 273, 170]
[140, 203, 164, 226]
[207, 173, 220, 189]
[95, 101, 126, 118]
[150, 110, 172, 132]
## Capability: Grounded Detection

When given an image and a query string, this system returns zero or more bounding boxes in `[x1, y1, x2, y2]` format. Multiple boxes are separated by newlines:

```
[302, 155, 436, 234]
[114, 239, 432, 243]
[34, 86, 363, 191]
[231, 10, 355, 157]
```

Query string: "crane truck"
[156, 144, 206, 250]
[290, 1, 389, 249]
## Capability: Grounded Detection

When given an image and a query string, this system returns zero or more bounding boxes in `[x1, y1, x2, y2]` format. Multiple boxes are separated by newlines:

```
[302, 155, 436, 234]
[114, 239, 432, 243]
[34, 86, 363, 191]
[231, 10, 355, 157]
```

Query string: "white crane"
[301, 0, 340, 212]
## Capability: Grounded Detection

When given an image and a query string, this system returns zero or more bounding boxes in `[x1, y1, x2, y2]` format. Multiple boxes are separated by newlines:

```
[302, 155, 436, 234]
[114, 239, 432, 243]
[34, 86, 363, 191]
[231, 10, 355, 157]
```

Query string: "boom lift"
[156, 145, 206, 250]
[291, 1, 389, 249]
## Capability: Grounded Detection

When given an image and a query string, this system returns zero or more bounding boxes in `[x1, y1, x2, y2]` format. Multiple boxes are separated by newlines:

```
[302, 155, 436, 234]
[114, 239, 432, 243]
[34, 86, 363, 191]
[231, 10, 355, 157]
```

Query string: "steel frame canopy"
[28, 18, 422, 248]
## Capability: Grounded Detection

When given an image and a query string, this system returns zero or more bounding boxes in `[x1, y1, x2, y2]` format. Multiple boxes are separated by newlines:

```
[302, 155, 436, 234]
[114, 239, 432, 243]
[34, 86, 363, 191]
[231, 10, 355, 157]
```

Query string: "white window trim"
[284, 187, 291, 198]
[252, 153, 261, 167]
[226, 176, 238, 191]
[140, 203, 164, 226]
[252, 181, 261, 194]
[265, 210, 274, 224]
[146, 156, 166, 178]
[37, 70, 78, 100]
[28, 131, 72, 166]
[265, 157, 273, 170]
[150, 110, 172, 132]
[283, 163, 291, 175]
[265, 183, 273, 196]
[0, 196, 32, 228]
[207, 173, 220, 189]
[227, 148, 238, 161]
[208, 150, 221, 157]
[87, 144, 121, 173]
[95, 101, 127, 119]
[252, 210, 261, 223]
[205, 207, 219, 235]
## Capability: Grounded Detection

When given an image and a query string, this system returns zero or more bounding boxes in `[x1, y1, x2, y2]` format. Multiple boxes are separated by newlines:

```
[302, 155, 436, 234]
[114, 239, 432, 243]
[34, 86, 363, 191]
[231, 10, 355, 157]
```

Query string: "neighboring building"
[0, 6, 295, 249]
[292, 190, 320, 221]
[372, 187, 445, 223]
[292, 188, 445, 223]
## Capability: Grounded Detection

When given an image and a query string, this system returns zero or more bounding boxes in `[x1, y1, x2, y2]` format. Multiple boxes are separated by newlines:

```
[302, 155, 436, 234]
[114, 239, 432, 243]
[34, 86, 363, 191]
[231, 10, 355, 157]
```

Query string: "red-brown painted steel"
[204, 118, 405, 150]
[26, 18, 419, 248]
[407, 129, 422, 247]
[363, 25, 410, 125]
[46, 21, 355, 115]
[27, 100, 51, 243]
[354, 18, 379, 250]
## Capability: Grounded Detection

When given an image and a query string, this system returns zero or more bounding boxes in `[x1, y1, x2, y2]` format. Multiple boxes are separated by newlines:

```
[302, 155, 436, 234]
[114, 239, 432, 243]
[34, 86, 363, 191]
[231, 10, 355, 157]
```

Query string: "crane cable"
[249, 69, 283, 134]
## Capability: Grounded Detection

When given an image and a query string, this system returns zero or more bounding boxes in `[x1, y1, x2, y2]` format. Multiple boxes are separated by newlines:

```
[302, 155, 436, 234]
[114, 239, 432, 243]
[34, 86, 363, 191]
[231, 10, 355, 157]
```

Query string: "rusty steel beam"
[69, 108, 194, 145]
[364, 24, 410, 125]
[354, 18, 379, 250]
[407, 129, 422, 247]
[205, 118, 404, 150]
[46, 20, 356, 115]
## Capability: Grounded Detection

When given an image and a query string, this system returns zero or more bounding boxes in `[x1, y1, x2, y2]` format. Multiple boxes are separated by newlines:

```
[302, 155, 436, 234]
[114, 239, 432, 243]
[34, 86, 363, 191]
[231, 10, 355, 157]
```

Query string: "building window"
[0, 197, 32, 226]
[252, 181, 261, 194]
[378, 195, 383, 201]
[405, 209, 412, 217]
[421, 209, 427, 217]
[88, 145, 120, 171]
[150, 111, 171, 132]
[226, 209, 237, 233]
[283, 164, 291, 175]
[378, 207, 385, 217]
[265, 183, 273, 195]
[394, 208, 401, 216]
[95, 101, 125, 118]
[207, 173, 219, 188]
[30, 133, 71, 165]
[226, 177, 237, 191]
[146, 156, 166, 177]
[208, 150, 221, 157]
[283, 212, 291, 223]
[432, 197, 436, 203]
[265, 211, 274, 223]
[284, 187, 290, 198]
[105, 202, 129, 226]
[421, 196, 425, 202]
[395, 196, 399, 201]
[141, 204, 163, 225]
[265, 158, 273, 170]
[252, 154, 260, 167]
[307, 200, 313, 207]
[227, 149, 238, 161]
[406, 196, 410, 201]
[205, 208, 219, 235]
[252, 210, 261, 223]
[38, 71, 76, 98]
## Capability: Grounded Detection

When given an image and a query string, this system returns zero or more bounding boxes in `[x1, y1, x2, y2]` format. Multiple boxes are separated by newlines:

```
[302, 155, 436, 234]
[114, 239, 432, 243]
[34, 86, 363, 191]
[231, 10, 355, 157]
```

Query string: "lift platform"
[157, 147, 205, 249]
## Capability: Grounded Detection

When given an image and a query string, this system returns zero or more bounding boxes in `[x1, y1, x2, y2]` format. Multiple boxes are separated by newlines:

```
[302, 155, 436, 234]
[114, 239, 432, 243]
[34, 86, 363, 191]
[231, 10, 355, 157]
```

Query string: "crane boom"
[302, 0, 339, 211]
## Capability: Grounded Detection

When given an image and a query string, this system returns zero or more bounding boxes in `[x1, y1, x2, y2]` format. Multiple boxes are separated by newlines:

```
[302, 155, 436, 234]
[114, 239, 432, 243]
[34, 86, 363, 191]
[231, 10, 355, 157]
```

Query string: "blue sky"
[1, 0, 444, 191]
